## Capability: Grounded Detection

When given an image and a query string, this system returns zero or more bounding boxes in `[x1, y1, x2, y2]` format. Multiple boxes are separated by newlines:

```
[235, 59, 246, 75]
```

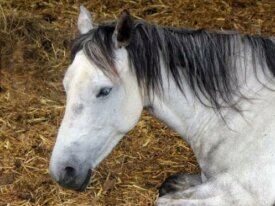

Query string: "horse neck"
[144, 50, 273, 147]
[144, 60, 219, 143]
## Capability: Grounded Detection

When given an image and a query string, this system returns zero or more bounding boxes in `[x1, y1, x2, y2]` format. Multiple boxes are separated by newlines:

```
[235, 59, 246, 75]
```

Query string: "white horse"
[49, 6, 275, 206]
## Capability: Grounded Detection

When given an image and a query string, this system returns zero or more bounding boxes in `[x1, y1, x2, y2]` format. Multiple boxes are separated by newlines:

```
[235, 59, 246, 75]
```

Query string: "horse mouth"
[76, 169, 92, 192]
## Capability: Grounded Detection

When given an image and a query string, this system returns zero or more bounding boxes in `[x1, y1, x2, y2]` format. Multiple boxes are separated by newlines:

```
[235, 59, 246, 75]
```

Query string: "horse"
[49, 6, 275, 206]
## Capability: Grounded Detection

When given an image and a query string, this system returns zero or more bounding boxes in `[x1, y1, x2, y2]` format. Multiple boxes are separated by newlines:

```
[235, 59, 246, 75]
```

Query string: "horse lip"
[76, 169, 92, 192]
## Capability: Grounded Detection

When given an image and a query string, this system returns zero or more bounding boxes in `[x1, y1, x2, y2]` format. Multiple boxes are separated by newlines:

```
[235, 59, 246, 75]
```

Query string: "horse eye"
[96, 87, 112, 98]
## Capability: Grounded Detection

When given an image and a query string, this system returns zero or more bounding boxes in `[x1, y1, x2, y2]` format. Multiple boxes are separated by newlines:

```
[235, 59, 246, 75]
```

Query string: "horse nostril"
[64, 166, 76, 179]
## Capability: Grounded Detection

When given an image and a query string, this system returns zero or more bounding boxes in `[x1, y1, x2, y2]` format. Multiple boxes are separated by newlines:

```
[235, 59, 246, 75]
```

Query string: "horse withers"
[49, 6, 275, 206]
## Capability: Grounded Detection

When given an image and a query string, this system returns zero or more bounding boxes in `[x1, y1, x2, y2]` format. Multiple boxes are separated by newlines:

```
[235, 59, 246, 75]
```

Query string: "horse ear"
[78, 5, 93, 34]
[113, 10, 134, 48]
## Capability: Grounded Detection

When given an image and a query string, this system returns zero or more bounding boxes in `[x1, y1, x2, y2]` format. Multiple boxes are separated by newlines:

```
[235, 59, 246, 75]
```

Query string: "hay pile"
[0, 0, 274, 205]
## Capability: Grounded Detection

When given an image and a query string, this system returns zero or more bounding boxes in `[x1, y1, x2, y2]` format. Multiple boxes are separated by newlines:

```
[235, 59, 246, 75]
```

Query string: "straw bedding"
[0, 0, 274, 205]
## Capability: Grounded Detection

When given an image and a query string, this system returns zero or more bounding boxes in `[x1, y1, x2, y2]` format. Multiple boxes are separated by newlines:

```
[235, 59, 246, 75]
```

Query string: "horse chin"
[76, 169, 92, 192]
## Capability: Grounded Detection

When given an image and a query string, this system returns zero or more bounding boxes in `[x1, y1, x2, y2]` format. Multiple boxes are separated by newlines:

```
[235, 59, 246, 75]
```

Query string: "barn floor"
[0, 0, 274, 205]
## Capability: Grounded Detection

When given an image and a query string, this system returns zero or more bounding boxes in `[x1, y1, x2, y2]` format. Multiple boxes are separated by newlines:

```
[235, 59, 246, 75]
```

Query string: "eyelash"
[96, 87, 112, 98]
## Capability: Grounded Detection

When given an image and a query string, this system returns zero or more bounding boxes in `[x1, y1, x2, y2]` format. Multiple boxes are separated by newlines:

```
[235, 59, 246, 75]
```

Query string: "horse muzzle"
[49, 159, 92, 191]
[59, 168, 91, 191]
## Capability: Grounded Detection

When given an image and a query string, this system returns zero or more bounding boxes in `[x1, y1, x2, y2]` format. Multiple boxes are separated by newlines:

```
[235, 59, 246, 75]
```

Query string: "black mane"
[71, 20, 275, 109]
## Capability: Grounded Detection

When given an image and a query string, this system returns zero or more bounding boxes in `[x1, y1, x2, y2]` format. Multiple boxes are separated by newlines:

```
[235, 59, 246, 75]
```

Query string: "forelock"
[71, 22, 117, 78]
